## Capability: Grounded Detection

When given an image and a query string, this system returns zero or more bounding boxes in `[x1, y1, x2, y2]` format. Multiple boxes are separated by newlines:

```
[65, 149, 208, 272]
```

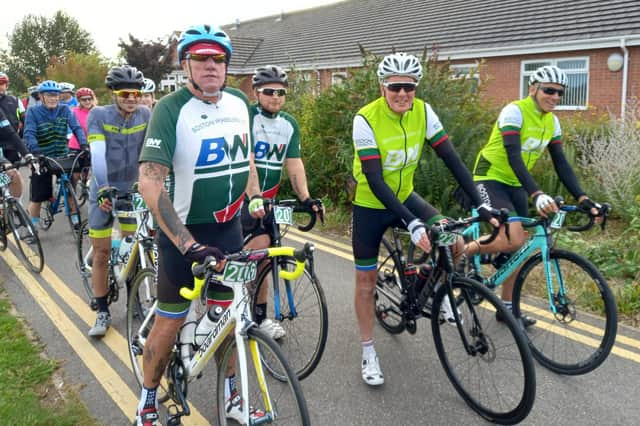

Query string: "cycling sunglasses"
[383, 82, 418, 93]
[113, 89, 142, 99]
[186, 53, 227, 63]
[257, 88, 287, 97]
[540, 86, 565, 97]
[79, 97, 93, 102]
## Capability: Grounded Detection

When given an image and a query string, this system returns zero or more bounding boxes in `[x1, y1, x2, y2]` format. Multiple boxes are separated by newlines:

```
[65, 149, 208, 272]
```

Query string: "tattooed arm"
[285, 157, 311, 201]
[138, 161, 195, 254]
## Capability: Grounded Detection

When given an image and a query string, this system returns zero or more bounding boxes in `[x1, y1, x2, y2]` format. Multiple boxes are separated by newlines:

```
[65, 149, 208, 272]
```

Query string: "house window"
[332, 72, 347, 86]
[521, 58, 589, 110]
[450, 63, 480, 92]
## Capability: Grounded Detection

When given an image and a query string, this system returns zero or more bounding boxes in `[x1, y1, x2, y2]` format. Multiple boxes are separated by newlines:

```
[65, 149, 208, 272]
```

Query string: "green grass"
[0, 290, 96, 425]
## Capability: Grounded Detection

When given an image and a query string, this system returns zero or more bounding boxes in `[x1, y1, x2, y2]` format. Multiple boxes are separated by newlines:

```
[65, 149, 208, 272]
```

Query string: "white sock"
[361, 339, 376, 359]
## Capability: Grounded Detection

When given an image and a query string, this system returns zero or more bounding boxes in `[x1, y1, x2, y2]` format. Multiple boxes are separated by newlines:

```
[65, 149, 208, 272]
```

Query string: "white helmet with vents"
[377, 52, 423, 82]
[529, 65, 568, 87]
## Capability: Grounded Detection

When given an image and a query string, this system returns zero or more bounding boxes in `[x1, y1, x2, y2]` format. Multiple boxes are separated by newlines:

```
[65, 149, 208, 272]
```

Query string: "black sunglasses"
[186, 53, 227, 64]
[257, 88, 287, 97]
[540, 86, 565, 97]
[383, 82, 418, 93]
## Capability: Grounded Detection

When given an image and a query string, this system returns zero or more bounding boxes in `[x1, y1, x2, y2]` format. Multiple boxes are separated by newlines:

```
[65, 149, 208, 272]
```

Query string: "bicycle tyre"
[431, 277, 536, 425]
[251, 257, 328, 381]
[7, 199, 44, 273]
[125, 268, 169, 403]
[215, 327, 310, 426]
[39, 200, 53, 230]
[512, 249, 617, 375]
[76, 170, 89, 207]
[62, 180, 82, 239]
[76, 220, 95, 303]
[0, 208, 7, 251]
[374, 237, 405, 334]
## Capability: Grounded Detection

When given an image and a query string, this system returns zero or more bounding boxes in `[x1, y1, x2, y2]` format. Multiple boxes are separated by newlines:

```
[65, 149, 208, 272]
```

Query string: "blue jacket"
[23, 104, 87, 157]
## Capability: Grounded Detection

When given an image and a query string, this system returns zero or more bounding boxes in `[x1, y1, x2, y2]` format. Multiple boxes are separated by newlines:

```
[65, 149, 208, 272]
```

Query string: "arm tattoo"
[141, 162, 168, 185]
[157, 190, 192, 254]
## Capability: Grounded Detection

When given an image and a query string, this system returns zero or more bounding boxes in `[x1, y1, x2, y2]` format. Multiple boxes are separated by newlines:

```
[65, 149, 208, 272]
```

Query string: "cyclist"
[139, 78, 156, 110]
[24, 85, 41, 110]
[135, 24, 263, 426]
[0, 72, 26, 135]
[242, 65, 324, 340]
[23, 80, 89, 228]
[465, 65, 603, 327]
[85, 67, 151, 338]
[59, 82, 78, 107]
[351, 52, 495, 386]
[0, 107, 33, 198]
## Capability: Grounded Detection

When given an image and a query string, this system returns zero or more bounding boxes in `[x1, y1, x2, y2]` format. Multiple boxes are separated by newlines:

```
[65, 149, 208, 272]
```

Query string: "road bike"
[452, 199, 617, 375]
[375, 215, 536, 425]
[0, 158, 44, 272]
[38, 152, 88, 240]
[244, 198, 328, 380]
[126, 244, 313, 425]
[76, 188, 156, 312]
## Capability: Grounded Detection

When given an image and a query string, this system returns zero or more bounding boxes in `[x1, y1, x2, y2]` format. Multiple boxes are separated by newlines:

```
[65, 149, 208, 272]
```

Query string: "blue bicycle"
[37, 152, 87, 240]
[411, 200, 617, 375]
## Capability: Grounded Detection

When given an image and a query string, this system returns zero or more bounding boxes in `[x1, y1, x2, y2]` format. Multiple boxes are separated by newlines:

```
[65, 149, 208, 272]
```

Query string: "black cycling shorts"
[352, 192, 442, 268]
[155, 217, 243, 317]
[240, 201, 270, 240]
[475, 180, 529, 217]
[29, 170, 54, 202]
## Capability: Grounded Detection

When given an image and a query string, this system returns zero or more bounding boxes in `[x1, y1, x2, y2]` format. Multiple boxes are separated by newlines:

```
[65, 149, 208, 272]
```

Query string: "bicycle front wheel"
[126, 268, 169, 403]
[62, 180, 82, 239]
[76, 220, 94, 304]
[432, 277, 536, 425]
[0, 208, 7, 251]
[512, 249, 617, 375]
[251, 258, 328, 380]
[215, 327, 310, 426]
[8, 199, 44, 273]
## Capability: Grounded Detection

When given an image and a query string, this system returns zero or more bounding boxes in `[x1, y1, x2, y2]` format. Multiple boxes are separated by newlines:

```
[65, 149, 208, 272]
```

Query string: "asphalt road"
[1, 206, 640, 425]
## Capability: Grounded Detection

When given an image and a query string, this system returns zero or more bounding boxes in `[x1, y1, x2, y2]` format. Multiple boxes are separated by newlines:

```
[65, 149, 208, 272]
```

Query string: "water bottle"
[110, 238, 121, 266]
[403, 263, 418, 288]
[118, 235, 135, 267]
[194, 304, 225, 347]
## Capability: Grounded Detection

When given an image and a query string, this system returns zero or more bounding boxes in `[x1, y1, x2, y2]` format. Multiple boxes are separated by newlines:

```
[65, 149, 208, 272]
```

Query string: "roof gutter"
[620, 38, 629, 118]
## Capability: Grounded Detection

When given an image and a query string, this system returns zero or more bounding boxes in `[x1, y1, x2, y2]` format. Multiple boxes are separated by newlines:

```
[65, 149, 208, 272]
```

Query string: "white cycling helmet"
[59, 82, 75, 93]
[529, 65, 568, 87]
[377, 52, 423, 82]
[142, 78, 156, 94]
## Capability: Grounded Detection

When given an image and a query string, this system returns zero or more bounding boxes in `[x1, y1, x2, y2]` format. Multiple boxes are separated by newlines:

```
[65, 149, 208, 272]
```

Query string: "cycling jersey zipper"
[397, 115, 408, 197]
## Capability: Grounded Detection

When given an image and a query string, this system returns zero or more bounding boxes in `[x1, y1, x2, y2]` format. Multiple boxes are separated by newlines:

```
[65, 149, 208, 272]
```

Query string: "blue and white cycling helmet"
[177, 24, 232, 63]
[38, 80, 61, 93]
[377, 52, 423, 83]
[529, 65, 568, 87]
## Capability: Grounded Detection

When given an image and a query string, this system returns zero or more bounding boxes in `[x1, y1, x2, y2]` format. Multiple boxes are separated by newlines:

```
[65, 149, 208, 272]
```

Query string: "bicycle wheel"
[431, 277, 536, 425]
[512, 249, 617, 375]
[251, 258, 328, 381]
[374, 237, 405, 334]
[76, 169, 89, 207]
[126, 268, 169, 403]
[7, 199, 44, 273]
[39, 200, 53, 230]
[62, 180, 82, 239]
[76, 220, 95, 303]
[0, 208, 7, 251]
[215, 327, 310, 426]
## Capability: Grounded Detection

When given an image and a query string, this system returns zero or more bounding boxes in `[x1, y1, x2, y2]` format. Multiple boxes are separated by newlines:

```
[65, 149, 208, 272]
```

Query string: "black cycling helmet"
[252, 65, 288, 88]
[105, 65, 144, 90]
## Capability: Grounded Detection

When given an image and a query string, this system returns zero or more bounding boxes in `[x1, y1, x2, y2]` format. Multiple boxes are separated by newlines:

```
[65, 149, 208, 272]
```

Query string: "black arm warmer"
[0, 126, 29, 157]
[362, 159, 417, 226]
[504, 132, 540, 195]
[434, 139, 484, 207]
[548, 143, 585, 199]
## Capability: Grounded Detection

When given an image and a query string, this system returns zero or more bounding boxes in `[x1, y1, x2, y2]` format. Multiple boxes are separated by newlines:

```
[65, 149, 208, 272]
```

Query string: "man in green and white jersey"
[134, 24, 264, 426]
[241, 65, 323, 340]
[466, 65, 603, 327]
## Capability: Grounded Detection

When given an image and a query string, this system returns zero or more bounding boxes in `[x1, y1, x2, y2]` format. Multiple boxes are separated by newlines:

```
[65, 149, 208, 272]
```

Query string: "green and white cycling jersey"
[473, 95, 561, 186]
[139, 87, 253, 225]
[352, 96, 447, 209]
[250, 104, 301, 198]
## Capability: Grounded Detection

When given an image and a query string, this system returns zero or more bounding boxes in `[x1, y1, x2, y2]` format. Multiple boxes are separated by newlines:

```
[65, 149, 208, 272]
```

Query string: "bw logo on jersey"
[195, 133, 250, 168]
[254, 140, 287, 162]
[145, 138, 162, 149]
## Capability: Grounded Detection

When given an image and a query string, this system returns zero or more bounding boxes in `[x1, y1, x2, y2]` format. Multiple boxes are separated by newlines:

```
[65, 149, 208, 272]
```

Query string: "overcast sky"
[1, 0, 342, 59]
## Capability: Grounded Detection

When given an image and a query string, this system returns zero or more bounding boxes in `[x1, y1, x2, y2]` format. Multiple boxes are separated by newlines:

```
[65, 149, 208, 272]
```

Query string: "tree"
[119, 35, 174, 86]
[46, 53, 111, 102]
[2, 11, 95, 93]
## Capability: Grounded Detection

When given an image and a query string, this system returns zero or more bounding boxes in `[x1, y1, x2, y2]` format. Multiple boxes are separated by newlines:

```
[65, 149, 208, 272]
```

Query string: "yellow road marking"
[1, 246, 208, 425]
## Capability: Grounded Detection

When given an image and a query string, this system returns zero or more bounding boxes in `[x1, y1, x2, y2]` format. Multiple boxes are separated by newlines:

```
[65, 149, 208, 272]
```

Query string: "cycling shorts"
[352, 192, 443, 270]
[475, 180, 529, 217]
[29, 170, 53, 202]
[88, 198, 137, 239]
[240, 201, 270, 240]
[155, 217, 243, 318]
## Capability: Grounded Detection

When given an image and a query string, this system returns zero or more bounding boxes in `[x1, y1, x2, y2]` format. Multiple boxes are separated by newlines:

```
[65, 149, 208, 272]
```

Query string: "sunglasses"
[257, 88, 287, 97]
[79, 97, 93, 102]
[186, 53, 227, 63]
[383, 82, 418, 93]
[540, 86, 565, 97]
[113, 89, 142, 99]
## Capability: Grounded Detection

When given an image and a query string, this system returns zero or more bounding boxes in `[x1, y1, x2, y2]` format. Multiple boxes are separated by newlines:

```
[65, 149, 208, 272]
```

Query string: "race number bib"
[223, 261, 257, 283]
[437, 231, 458, 247]
[274, 205, 293, 225]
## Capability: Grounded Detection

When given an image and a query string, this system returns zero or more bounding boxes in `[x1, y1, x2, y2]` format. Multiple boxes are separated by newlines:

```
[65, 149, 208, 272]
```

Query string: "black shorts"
[351, 192, 443, 269]
[475, 180, 529, 217]
[29, 170, 54, 202]
[240, 201, 270, 240]
[155, 217, 243, 317]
